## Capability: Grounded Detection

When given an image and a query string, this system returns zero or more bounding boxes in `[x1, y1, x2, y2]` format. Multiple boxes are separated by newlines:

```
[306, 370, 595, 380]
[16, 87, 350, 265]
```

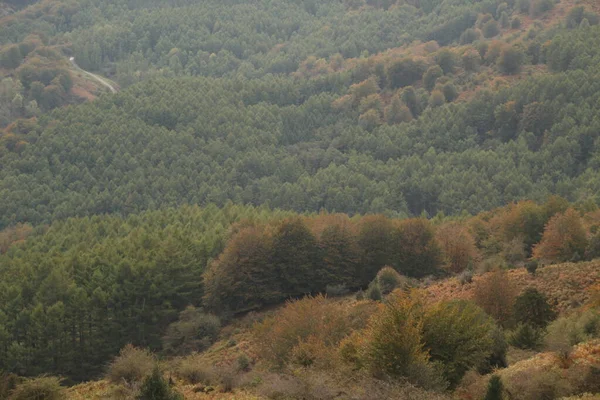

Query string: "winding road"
[69, 57, 118, 94]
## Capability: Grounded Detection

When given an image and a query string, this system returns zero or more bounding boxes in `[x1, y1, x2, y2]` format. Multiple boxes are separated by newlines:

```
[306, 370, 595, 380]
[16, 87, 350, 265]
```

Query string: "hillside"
[427, 260, 600, 313]
[59, 260, 599, 400]
[2, 0, 600, 399]
[2, 0, 600, 228]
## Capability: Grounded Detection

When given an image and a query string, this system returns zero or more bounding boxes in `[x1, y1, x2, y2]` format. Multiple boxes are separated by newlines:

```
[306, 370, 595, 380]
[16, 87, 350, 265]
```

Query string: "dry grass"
[426, 261, 600, 313]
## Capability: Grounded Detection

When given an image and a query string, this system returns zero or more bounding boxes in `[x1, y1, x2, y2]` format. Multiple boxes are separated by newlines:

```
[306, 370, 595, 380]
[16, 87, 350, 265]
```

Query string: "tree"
[499, 201, 546, 256]
[428, 90, 445, 108]
[384, 95, 413, 124]
[359, 109, 382, 131]
[462, 48, 481, 72]
[435, 49, 457, 75]
[423, 65, 443, 91]
[473, 268, 517, 327]
[500, 11, 510, 29]
[442, 82, 458, 102]
[0, 45, 22, 69]
[358, 292, 430, 380]
[203, 225, 276, 313]
[459, 28, 481, 45]
[533, 209, 588, 263]
[513, 288, 556, 329]
[386, 58, 426, 89]
[497, 45, 526, 75]
[484, 375, 504, 400]
[436, 223, 478, 274]
[349, 77, 379, 105]
[317, 218, 361, 287]
[394, 218, 442, 277]
[422, 300, 496, 386]
[270, 218, 322, 296]
[482, 20, 500, 38]
[138, 367, 183, 400]
[357, 215, 396, 286]
[401, 86, 421, 117]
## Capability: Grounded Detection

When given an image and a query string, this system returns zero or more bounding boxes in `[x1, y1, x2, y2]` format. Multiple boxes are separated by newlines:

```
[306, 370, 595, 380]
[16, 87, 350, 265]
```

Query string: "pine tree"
[138, 367, 182, 400]
[513, 288, 556, 328]
[484, 375, 503, 400]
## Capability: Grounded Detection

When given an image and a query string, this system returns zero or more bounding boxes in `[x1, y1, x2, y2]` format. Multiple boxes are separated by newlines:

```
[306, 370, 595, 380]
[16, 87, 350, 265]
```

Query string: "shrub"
[545, 310, 600, 354]
[514, 288, 556, 328]
[484, 375, 504, 400]
[253, 295, 350, 367]
[502, 367, 573, 400]
[525, 260, 538, 275]
[175, 354, 214, 384]
[458, 269, 473, 285]
[214, 365, 240, 393]
[107, 344, 156, 385]
[366, 283, 382, 301]
[375, 266, 406, 294]
[137, 367, 182, 400]
[237, 354, 251, 371]
[422, 300, 497, 387]
[162, 306, 221, 355]
[0, 372, 17, 399]
[8, 376, 64, 400]
[509, 324, 544, 350]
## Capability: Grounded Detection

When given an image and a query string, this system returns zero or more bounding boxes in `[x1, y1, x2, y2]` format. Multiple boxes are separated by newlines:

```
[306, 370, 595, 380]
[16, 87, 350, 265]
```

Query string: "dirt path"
[70, 58, 118, 94]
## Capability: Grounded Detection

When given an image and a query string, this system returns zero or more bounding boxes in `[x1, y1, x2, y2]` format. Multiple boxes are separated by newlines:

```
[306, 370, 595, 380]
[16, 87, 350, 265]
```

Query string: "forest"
[1, 0, 600, 399]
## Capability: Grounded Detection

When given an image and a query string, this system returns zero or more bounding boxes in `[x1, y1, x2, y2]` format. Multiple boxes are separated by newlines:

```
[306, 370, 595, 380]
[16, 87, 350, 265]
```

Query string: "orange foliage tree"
[473, 268, 517, 327]
[203, 225, 276, 313]
[0, 223, 33, 254]
[533, 208, 588, 263]
[436, 222, 479, 273]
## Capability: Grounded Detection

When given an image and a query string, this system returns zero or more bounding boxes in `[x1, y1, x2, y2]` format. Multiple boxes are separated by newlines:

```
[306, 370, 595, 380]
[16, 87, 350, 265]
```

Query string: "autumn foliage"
[436, 223, 479, 273]
[533, 209, 588, 263]
[473, 268, 518, 327]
